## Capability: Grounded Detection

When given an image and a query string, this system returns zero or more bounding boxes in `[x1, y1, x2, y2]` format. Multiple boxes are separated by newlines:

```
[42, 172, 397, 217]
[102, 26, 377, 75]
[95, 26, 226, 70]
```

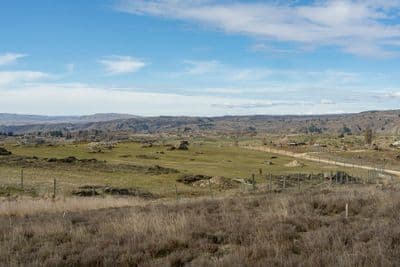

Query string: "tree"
[364, 127, 373, 145]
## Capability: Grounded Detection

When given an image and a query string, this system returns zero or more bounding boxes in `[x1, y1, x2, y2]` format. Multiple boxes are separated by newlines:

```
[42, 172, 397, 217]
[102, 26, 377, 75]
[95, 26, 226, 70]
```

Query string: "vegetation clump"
[0, 147, 11, 156]
[177, 174, 211, 184]
[72, 185, 156, 199]
[178, 140, 189, 150]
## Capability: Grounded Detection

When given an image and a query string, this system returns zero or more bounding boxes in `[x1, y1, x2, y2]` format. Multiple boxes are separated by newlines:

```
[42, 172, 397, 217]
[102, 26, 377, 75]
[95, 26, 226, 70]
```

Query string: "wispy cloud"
[0, 82, 349, 116]
[65, 63, 75, 73]
[0, 53, 27, 66]
[176, 60, 361, 87]
[0, 71, 49, 85]
[183, 60, 222, 75]
[117, 0, 400, 57]
[99, 56, 146, 74]
[0, 82, 397, 116]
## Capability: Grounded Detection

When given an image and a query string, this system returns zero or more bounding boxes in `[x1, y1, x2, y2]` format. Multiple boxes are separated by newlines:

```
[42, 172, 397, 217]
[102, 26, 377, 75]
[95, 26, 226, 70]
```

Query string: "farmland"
[1, 131, 399, 266]
[0, 135, 381, 198]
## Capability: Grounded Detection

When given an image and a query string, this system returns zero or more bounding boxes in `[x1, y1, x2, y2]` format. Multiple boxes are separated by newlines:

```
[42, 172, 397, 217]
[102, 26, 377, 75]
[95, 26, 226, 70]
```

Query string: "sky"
[1, 0, 400, 116]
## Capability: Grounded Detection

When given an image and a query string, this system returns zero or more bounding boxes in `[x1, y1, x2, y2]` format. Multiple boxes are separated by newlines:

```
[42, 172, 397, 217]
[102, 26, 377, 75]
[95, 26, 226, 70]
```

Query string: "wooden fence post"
[345, 203, 348, 219]
[175, 184, 179, 201]
[269, 173, 272, 192]
[20, 169, 24, 190]
[297, 173, 300, 191]
[252, 174, 256, 191]
[53, 178, 56, 199]
[283, 176, 286, 190]
[209, 181, 213, 199]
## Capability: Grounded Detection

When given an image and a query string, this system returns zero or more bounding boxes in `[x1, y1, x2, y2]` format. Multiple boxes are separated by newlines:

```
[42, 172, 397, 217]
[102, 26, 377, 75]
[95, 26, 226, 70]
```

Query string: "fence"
[0, 165, 398, 200]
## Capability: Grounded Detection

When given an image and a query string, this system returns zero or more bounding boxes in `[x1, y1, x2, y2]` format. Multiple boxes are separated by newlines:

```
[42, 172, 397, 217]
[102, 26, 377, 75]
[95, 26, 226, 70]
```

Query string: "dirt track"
[247, 146, 400, 178]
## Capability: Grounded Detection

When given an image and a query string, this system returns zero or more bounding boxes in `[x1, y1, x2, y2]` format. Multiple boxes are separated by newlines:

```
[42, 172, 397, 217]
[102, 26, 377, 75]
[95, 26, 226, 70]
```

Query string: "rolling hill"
[1, 110, 399, 135]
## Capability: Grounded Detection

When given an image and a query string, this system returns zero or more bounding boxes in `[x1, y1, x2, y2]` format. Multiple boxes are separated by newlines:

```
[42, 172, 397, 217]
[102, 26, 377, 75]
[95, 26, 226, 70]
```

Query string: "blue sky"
[1, 0, 400, 116]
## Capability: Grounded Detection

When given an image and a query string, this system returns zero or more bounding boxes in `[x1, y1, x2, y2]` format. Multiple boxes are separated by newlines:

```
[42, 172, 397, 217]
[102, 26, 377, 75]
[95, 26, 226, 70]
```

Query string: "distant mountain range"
[1, 110, 400, 135]
[0, 113, 139, 126]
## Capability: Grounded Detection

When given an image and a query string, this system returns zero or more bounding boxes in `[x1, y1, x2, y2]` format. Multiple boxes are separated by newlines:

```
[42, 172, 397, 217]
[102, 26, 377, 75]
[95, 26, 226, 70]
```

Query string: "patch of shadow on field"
[0, 155, 179, 175]
[136, 154, 159, 160]
[71, 185, 157, 199]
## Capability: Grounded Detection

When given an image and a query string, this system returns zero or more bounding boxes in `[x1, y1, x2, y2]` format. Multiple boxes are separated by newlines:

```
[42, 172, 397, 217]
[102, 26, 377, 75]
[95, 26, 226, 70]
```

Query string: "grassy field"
[0, 138, 370, 198]
[2, 186, 400, 266]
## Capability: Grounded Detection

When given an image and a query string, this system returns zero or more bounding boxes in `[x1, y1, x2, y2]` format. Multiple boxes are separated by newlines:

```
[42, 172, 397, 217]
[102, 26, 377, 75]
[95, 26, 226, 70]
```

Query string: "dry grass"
[1, 186, 400, 266]
[0, 196, 148, 216]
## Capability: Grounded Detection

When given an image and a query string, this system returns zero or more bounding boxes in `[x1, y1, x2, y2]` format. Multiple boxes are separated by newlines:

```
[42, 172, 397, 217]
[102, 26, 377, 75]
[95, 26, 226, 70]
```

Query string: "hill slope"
[1, 110, 400, 135]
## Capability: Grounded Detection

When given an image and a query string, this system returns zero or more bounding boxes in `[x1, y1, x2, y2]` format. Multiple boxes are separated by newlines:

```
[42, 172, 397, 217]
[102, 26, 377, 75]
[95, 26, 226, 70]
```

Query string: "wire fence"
[0, 159, 398, 200]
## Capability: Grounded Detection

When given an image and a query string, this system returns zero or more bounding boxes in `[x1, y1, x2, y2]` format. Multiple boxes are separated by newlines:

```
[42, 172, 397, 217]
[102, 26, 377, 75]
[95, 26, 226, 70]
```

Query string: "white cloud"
[178, 60, 276, 81]
[384, 92, 400, 98]
[0, 71, 49, 85]
[0, 53, 27, 66]
[320, 99, 336, 105]
[99, 56, 146, 74]
[184, 60, 222, 75]
[0, 82, 395, 116]
[175, 60, 362, 86]
[117, 0, 400, 57]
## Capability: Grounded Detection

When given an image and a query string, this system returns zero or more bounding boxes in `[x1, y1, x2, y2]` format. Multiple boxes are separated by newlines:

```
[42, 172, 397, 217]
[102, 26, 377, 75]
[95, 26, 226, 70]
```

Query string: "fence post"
[297, 173, 300, 191]
[269, 173, 272, 192]
[209, 181, 213, 199]
[252, 174, 256, 191]
[53, 178, 56, 199]
[175, 184, 179, 201]
[283, 176, 286, 190]
[20, 169, 24, 190]
[345, 203, 348, 219]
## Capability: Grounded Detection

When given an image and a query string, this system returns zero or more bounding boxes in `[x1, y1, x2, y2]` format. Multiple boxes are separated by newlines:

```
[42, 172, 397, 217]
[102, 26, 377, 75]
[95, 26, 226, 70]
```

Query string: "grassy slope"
[0, 139, 368, 197]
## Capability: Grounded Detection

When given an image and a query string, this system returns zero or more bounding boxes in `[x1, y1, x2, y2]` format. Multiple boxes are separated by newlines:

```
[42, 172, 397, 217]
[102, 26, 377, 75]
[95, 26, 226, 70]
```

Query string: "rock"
[265, 161, 274, 165]
[285, 160, 304, 167]
[232, 178, 247, 184]
[193, 176, 236, 189]
[391, 141, 400, 148]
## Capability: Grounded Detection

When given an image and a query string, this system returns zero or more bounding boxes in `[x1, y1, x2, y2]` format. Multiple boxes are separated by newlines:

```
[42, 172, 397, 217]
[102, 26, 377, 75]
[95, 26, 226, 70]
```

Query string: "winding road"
[246, 146, 400, 178]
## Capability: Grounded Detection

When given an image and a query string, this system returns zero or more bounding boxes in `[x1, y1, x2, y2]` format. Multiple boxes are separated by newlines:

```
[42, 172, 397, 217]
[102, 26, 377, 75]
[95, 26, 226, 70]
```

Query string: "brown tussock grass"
[1, 186, 400, 266]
